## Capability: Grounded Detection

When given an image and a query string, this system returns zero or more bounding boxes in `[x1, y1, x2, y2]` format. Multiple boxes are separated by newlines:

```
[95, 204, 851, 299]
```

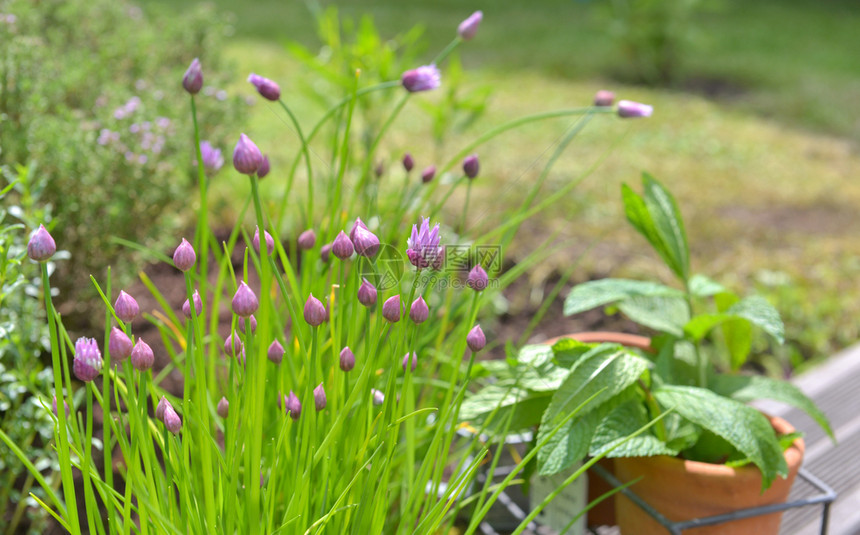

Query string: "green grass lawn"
[140, 0, 860, 372]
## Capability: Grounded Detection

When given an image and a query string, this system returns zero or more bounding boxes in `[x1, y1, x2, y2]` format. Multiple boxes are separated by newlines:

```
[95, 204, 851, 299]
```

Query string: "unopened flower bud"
[285, 391, 301, 420]
[268, 339, 284, 364]
[332, 231, 354, 259]
[303, 294, 326, 326]
[467, 324, 486, 352]
[467, 265, 489, 291]
[182, 290, 202, 319]
[339, 346, 355, 372]
[352, 225, 380, 258]
[617, 100, 653, 118]
[402, 352, 418, 372]
[224, 332, 243, 356]
[257, 155, 270, 179]
[131, 338, 155, 371]
[73, 337, 102, 382]
[173, 238, 196, 272]
[109, 327, 133, 360]
[457, 11, 483, 40]
[163, 405, 182, 434]
[313, 383, 326, 411]
[402, 65, 441, 92]
[253, 226, 275, 254]
[594, 90, 615, 107]
[349, 218, 369, 243]
[421, 165, 436, 184]
[298, 229, 316, 250]
[114, 290, 139, 323]
[371, 388, 385, 406]
[247, 73, 281, 101]
[463, 154, 480, 179]
[241, 315, 257, 334]
[232, 281, 259, 317]
[410, 296, 429, 324]
[52, 395, 69, 418]
[320, 243, 332, 262]
[217, 396, 229, 418]
[27, 225, 56, 262]
[182, 58, 203, 95]
[402, 153, 415, 172]
[382, 295, 401, 323]
[233, 133, 263, 175]
[357, 279, 377, 308]
[156, 396, 171, 421]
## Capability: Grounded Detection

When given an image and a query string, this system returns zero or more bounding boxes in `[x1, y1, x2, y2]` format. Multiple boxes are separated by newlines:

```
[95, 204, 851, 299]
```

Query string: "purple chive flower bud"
[402, 153, 415, 172]
[232, 281, 259, 317]
[114, 290, 139, 323]
[241, 315, 257, 334]
[331, 231, 354, 260]
[253, 226, 275, 254]
[182, 58, 203, 95]
[382, 295, 401, 323]
[410, 296, 429, 324]
[457, 11, 483, 40]
[594, 90, 615, 107]
[173, 238, 196, 272]
[304, 294, 326, 327]
[52, 395, 69, 418]
[285, 391, 301, 420]
[617, 100, 653, 118]
[463, 154, 480, 179]
[313, 383, 327, 411]
[402, 352, 418, 372]
[163, 405, 182, 434]
[421, 165, 436, 184]
[267, 339, 284, 364]
[73, 337, 102, 382]
[467, 264, 489, 291]
[217, 397, 229, 418]
[109, 327, 133, 360]
[131, 338, 155, 371]
[352, 224, 380, 258]
[371, 389, 385, 406]
[182, 290, 203, 319]
[339, 346, 355, 372]
[224, 332, 243, 355]
[320, 243, 332, 263]
[406, 217, 443, 269]
[27, 225, 56, 262]
[401, 64, 441, 92]
[467, 324, 486, 352]
[297, 229, 316, 250]
[247, 73, 281, 101]
[357, 279, 377, 308]
[156, 396, 171, 421]
[233, 133, 263, 175]
[257, 155, 270, 179]
[199, 141, 224, 174]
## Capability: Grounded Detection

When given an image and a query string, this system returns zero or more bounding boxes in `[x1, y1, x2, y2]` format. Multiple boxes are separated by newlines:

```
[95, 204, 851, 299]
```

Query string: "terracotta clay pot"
[614, 415, 805, 535]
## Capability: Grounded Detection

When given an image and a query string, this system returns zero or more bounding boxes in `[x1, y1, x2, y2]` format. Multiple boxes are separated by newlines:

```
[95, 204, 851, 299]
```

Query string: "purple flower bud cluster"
[114, 291, 139, 323]
[157, 396, 182, 434]
[268, 340, 285, 364]
[304, 294, 326, 326]
[407, 217, 443, 269]
[233, 134, 264, 175]
[173, 238, 196, 272]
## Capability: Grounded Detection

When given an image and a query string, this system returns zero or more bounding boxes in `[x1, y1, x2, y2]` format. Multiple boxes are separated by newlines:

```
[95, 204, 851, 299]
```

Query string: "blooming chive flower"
[401, 65, 441, 92]
[217, 397, 229, 418]
[458, 11, 483, 40]
[594, 90, 615, 107]
[163, 405, 182, 434]
[617, 100, 653, 118]
[382, 296, 401, 323]
[410, 297, 429, 324]
[224, 332, 243, 355]
[156, 396, 171, 421]
[467, 264, 489, 291]
[27, 225, 56, 262]
[173, 238, 196, 272]
[268, 339, 284, 364]
[285, 391, 301, 420]
[109, 327, 133, 360]
[407, 217, 443, 269]
[114, 291, 139, 323]
[131, 339, 155, 371]
[402, 153, 415, 172]
[297, 229, 316, 250]
[232, 282, 259, 317]
[357, 279, 377, 308]
[73, 337, 102, 382]
[182, 290, 203, 319]
[421, 166, 436, 184]
[304, 294, 326, 326]
[352, 224, 380, 258]
[248, 73, 281, 101]
[331, 231, 354, 260]
[371, 389, 385, 406]
[313, 383, 327, 411]
[233, 134, 263, 175]
[257, 155, 270, 179]
[402, 352, 418, 372]
[182, 58, 203, 95]
[339, 346, 355, 372]
[467, 324, 486, 352]
[253, 226, 275, 254]
[463, 154, 480, 179]
[199, 141, 224, 174]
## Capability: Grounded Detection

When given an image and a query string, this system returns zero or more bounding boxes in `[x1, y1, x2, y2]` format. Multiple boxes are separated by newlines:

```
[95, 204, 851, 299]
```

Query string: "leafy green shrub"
[0, 0, 242, 323]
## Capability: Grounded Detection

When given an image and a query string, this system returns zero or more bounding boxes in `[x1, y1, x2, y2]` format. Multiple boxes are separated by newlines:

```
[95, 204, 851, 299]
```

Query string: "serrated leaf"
[641, 173, 690, 281]
[551, 338, 596, 368]
[618, 295, 690, 337]
[688, 274, 726, 297]
[654, 385, 787, 491]
[537, 408, 604, 476]
[710, 374, 833, 440]
[563, 278, 683, 316]
[590, 401, 680, 458]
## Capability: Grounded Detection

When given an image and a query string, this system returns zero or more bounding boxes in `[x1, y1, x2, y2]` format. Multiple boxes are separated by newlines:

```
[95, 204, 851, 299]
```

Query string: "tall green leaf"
[563, 278, 682, 316]
[654, 385, 787, 491]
